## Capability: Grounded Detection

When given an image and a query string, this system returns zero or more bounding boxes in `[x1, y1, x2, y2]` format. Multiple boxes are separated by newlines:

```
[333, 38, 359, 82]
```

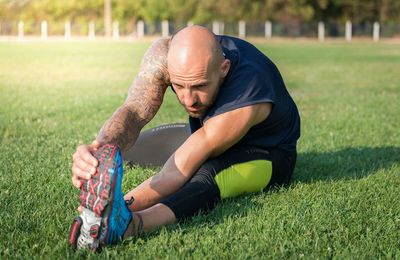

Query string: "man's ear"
[220, 59, 231, 78]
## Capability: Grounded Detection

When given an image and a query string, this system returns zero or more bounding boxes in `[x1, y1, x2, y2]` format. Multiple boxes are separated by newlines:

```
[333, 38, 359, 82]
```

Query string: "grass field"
[0, 39, 399, 259]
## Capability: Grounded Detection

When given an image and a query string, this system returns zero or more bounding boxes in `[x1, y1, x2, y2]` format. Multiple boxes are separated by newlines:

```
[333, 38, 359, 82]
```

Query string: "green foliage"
[0, 40, 399, 258]
[1, 0, 400, 28]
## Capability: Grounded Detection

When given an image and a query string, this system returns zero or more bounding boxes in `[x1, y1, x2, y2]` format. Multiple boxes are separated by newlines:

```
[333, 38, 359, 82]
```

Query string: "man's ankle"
[123, 213, 144, 239]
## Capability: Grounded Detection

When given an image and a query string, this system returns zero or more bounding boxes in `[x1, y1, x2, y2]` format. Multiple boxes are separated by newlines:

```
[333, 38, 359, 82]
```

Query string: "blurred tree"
[192, 0, 216, 24]
[167, 0, 198, 24]
[275, 0, 314, 22]
[104, 0, 111, 36]
[375, 0, 400, 23]
[139, 0, 173, 22]
[1, 0, 400, 35]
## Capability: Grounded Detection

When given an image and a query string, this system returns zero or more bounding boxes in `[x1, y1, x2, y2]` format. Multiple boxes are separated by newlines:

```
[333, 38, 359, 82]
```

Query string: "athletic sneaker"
[69, 144, 133, 251]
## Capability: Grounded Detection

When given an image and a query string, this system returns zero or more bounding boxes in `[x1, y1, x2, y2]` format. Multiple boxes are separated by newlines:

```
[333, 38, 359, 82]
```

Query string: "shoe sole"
[81, 144, 119, 216]
[69, 217, 82, 251]
[69, 144, 120, 250]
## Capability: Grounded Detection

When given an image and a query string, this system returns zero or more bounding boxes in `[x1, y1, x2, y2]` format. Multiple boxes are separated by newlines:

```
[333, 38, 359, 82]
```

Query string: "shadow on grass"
[294, 146, 400, 183]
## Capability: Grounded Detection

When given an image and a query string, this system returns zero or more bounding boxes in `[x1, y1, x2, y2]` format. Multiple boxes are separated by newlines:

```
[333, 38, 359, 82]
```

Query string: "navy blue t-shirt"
[189, 35, 300, 152]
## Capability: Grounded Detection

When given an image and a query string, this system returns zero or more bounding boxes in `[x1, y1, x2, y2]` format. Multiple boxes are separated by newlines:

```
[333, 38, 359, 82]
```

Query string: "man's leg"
[122, 153, 191, 212]
[122, 123, 190, 167]
[123, 203, 176, 238]
[121, 145, 296, 239]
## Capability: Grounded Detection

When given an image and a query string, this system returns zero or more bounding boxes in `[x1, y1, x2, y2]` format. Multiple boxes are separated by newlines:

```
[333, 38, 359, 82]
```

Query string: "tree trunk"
[104, 0, 112, 37]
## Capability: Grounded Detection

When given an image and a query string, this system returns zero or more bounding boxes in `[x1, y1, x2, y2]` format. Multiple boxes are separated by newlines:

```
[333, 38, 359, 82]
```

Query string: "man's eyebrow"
[192, 82, 209, 87]
[171, 81, 209, 87]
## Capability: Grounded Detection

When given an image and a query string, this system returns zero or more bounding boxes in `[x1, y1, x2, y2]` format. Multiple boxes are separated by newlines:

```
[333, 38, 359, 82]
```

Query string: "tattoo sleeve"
[96, 39, 171, 151]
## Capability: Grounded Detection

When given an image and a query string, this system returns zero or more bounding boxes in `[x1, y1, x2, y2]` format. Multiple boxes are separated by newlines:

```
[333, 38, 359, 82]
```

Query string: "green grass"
[0, 40, 399, 259]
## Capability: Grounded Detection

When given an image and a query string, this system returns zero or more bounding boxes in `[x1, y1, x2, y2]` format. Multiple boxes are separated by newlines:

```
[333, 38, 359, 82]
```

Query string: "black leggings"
[160, 145, 296, 221]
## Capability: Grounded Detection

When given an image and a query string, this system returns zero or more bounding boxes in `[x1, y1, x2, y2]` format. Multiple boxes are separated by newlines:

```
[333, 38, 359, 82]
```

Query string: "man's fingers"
[71, 143, 100, 190]
[91, 140, 101, 149]
[72, 175, 82, 188]
[72, 165, 91, 180]
[77, 145, 98, 167]
[89, 141, 100, 167]
[77, 206, 83, 213]
[72, 151, 79, 162]
[74, 159, 96, 176]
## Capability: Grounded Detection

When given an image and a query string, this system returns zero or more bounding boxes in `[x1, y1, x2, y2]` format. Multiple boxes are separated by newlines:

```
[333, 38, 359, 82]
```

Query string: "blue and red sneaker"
[69, 144, 133, 251]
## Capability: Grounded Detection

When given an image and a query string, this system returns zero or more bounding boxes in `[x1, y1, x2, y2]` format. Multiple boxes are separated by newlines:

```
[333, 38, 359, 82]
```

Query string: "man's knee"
[160, 161, 221, 220]
[186, 163, 222, 210]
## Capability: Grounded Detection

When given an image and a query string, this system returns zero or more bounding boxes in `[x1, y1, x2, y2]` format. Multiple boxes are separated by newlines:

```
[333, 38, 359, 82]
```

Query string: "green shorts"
[161, 145, 297, 220]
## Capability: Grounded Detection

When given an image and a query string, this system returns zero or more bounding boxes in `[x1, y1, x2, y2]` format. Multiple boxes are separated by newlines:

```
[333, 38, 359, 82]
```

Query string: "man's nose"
[184, 91, 197, 107]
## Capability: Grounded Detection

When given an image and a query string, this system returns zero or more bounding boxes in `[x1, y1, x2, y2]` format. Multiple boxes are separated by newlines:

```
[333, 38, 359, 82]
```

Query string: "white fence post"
[318, 22, 325, 42]
[213, 21, 225, 35]
[88, 21, 95, 40]
[65, 21, 71, 39]
[212, 21, 219, 34]
[373, 22, 380, 42]
[104, 0, 112, 37]
[41, 20, 48, 39]
[265, 21, 272, 39]
[238, 20, 246, 38]
[18, 21, 24, 39]
[187, 21, 194, 27]
[345, 20, 352, 42]
[113, 21, 119, 40]
[162, 20, 169, 37]
[137, 20, 144, 38]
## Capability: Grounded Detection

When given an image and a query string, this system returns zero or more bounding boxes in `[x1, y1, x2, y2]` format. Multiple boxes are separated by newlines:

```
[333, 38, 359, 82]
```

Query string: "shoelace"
[125, 196, 134, 207]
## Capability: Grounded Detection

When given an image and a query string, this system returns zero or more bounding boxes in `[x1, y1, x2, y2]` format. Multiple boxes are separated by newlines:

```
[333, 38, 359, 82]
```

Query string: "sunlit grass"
[0, 40, 399, 258]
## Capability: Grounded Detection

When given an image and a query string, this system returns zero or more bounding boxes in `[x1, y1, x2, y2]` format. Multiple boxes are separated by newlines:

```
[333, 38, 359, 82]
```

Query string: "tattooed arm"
[96, 39, 171, 151]
[71, 38, 171, 188]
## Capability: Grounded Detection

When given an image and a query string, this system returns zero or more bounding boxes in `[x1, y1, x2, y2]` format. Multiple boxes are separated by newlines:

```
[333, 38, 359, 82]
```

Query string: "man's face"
[169, 59, 222, 118]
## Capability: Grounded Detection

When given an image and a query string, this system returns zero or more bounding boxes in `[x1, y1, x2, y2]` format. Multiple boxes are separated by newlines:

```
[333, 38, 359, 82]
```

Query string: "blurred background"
[1, 0, 400, 39]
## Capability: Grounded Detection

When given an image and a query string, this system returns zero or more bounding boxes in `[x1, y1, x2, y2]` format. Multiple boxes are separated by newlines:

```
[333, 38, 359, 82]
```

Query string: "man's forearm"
[96, 105, 144, 152]
[96, 38, 170, 151]
[124, 154, 189, 211]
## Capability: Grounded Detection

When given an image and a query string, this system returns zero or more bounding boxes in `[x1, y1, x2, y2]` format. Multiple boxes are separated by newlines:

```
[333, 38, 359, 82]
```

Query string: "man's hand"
[71, 140, 101, 188]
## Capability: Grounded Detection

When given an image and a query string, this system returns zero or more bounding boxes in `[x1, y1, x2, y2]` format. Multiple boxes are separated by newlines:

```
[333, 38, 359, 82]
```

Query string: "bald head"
[167, 26, 230, 118]
[167, 26, 225, 75]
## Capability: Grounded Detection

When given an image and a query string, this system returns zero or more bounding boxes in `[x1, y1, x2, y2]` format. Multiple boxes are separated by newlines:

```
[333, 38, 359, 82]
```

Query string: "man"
[69, 25, 300, 251]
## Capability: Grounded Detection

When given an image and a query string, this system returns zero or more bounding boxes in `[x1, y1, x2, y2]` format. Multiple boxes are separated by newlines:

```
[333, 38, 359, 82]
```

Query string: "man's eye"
[173, 84, 183, 90]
